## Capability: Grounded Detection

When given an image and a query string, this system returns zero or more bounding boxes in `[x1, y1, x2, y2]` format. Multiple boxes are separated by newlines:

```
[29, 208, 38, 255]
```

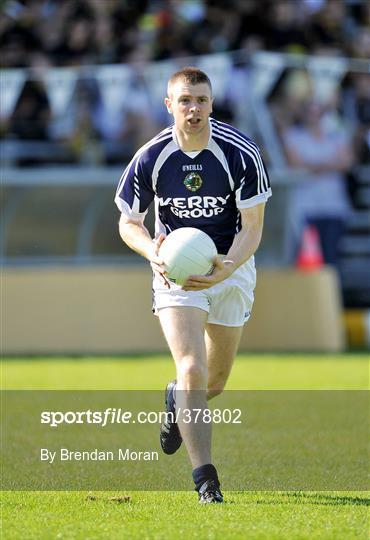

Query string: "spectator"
[306, 0, 354, 56]
[230, 0, 267, 52]
[342, 73, 370, 166]
[95, 67, 159, 164]
[265, 0, 308, 53]
[282, 99, 353, 267]
[8, 79, 51, 140]
[51, 17, 96, 66]
[49, 78, 103, 164]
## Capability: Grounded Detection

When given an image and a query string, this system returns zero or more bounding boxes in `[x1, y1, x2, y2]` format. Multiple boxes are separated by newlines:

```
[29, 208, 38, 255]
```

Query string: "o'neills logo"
[184, 172, 202, 192]
[182, 164, 203, 171]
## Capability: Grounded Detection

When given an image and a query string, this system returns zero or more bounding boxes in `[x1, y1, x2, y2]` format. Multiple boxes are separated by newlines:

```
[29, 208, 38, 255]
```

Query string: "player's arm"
[118, 214, 168, 284]
[182, 203, 265, 291]
[225, 203, 265, 269]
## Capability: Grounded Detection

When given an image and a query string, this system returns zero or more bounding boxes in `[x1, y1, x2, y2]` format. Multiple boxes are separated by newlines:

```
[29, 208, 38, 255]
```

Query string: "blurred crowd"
[0, 0, 369, 170]
[1, 0, 369, 68]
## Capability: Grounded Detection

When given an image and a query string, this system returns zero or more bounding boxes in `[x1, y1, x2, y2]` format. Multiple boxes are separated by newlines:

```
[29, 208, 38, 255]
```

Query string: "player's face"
[165, 82, 213, 135]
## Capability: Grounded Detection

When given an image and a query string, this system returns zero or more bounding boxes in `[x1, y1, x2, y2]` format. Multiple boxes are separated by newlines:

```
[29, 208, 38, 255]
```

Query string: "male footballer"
[115, 67, 271, 503]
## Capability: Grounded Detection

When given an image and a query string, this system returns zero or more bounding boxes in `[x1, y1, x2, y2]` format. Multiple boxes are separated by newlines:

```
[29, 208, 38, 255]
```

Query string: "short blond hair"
[167, 67, 212, 96]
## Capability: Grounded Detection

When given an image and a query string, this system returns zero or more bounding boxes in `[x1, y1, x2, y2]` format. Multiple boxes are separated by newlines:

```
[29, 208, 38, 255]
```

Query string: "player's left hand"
[182, 256, 234, 291]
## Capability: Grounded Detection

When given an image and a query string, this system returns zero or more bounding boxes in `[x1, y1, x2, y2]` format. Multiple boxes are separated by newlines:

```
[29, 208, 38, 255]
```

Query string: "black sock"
[192, 463, 219, 491]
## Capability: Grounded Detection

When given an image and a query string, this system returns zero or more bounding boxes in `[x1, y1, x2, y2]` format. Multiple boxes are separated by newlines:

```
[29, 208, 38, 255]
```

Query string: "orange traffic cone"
[296, 224, 324, 271]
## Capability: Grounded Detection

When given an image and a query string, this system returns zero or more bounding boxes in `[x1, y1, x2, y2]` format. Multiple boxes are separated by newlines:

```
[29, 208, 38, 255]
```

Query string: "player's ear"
[164, 97, 172, 114]
[210, 97, 214, 113]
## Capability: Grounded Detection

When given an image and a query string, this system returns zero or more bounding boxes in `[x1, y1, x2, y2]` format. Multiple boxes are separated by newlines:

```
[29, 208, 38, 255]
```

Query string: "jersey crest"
[184, 172, 203, 192]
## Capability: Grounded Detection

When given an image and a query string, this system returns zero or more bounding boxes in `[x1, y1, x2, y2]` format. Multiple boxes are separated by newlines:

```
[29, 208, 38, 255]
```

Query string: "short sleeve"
[114, 155, 154, 219]
[235, 146, 272, 209]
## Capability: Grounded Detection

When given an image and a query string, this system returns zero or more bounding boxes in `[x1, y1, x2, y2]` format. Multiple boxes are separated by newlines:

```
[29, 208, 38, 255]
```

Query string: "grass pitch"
[1, 353, 369, 539]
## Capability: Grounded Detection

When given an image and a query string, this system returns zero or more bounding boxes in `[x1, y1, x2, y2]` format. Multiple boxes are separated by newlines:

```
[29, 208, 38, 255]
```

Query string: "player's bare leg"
[158, 306, 211, 467]
[158, 306, 223, 502]
[205, 323, 243, 399]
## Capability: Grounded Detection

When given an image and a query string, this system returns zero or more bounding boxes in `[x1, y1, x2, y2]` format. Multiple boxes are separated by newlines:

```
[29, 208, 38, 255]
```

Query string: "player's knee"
[207, 384, 225, 399]
[207, 370, 228, 398]
[178, 357, 207, 387]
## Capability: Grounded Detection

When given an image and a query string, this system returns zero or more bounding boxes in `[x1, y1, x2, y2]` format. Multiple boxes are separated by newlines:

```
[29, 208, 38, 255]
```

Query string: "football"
[159, 227, 217, 285]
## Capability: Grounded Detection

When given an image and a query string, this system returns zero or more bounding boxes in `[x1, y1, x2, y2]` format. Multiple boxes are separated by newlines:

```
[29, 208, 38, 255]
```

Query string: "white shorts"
[152, 257, 256, 327]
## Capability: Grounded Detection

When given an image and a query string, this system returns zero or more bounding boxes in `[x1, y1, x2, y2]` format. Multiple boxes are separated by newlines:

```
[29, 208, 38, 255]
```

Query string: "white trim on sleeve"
[114, 196, 147, 221]
[237, 189, 272, 209]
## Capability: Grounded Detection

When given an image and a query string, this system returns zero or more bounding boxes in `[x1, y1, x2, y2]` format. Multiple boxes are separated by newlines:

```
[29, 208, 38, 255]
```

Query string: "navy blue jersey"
[115, 117, 271, 254]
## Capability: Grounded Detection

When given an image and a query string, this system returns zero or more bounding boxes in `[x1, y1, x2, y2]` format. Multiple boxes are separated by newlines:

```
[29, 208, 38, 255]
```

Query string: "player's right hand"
[150, 234, 170, 289]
